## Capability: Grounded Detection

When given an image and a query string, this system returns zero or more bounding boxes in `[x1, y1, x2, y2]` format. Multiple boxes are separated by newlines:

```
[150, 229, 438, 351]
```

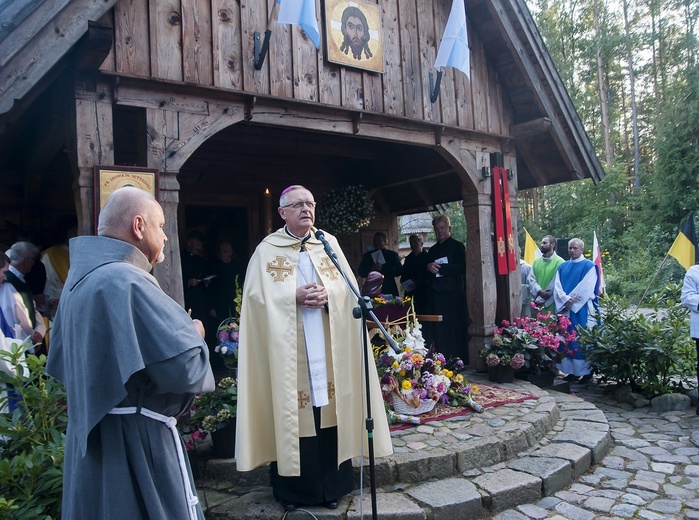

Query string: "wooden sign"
[324, 0, 384, 73]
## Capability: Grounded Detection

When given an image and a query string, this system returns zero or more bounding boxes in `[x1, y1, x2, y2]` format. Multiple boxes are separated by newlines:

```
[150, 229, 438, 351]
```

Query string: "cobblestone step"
[194, 375, 611, 519]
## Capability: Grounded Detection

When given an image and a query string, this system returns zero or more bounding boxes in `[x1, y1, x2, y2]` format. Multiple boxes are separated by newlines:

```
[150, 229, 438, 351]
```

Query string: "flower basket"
[391, 393, 437, 415]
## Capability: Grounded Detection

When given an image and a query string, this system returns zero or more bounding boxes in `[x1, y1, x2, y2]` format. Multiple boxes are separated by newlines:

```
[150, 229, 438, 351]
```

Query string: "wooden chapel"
[0, 0, 604, 368]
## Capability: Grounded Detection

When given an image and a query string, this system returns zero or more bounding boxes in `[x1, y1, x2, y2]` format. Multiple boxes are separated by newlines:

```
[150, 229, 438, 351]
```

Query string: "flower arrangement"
[371, 295, 411, 307]
[373, 305, 483, 415]
[315, 185, 375, 235]
[215, 318, 239, 368]
[178, 377, 237, 449]
[481, 312, 577, 373]
[214, 275, 243, 369]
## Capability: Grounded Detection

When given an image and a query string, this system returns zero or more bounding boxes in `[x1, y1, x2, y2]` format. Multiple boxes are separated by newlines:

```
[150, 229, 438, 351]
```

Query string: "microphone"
[315, 230, 336, 259]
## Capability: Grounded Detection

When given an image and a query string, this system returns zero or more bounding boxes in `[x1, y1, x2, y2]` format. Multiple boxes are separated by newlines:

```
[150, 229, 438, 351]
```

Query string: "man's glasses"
[282, 201, 317, 210]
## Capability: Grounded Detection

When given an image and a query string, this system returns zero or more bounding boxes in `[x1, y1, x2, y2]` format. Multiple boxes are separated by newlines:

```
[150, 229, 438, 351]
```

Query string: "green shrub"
[0, 340, 67, 519]
[579, 285, 695, 397]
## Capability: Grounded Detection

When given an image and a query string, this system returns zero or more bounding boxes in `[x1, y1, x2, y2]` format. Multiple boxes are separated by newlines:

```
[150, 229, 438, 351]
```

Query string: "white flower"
[220, 346, 228, 354]
[403, 325, 427, 354]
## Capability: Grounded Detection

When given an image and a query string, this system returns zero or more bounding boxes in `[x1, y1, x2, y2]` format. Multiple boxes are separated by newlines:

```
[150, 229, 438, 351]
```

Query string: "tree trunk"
[594, 0, 613, 166]
[623, 0, 641, 189]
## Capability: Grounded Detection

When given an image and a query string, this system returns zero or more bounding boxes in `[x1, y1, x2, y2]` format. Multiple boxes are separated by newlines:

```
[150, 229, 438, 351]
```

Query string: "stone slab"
[530, 442, 592, 479]
[508, 456, 573, 496]
[552, 426, 610, 464]
[407, 477, 485, 520]
[473, 468, 542, 512]
[348, 492, 426, 520]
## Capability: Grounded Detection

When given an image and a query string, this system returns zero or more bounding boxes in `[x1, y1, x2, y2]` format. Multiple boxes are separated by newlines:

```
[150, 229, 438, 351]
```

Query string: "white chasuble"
[236, 227, 393, 477]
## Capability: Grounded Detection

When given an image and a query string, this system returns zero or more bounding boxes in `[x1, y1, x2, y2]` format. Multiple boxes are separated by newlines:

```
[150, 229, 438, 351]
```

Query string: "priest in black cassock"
[357, 231, 402, 296]
[425, 215, 470, 362]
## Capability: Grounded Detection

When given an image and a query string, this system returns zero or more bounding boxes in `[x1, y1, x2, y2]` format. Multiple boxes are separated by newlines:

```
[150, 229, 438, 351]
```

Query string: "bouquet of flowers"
[373, 304, 483, 415]
[371, 295, 411, 307]
[215, 318, 239, 368]
[214, 275, 243, 369]
[481, 312, 577, 373]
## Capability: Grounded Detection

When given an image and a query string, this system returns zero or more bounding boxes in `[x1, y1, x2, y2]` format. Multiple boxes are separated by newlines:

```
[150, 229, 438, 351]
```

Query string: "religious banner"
[492, 166, 516, 275]
[491, 167, 508, 275]
[499, 168, 517, 271]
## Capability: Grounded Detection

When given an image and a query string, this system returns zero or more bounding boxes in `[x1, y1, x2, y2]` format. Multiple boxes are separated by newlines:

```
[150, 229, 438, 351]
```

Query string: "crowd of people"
[0, 183, 633, 516]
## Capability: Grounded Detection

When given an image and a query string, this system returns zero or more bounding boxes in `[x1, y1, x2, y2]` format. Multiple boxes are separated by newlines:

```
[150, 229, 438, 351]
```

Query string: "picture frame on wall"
[324, 0, 383, 73]
[94, 165, 159, 230]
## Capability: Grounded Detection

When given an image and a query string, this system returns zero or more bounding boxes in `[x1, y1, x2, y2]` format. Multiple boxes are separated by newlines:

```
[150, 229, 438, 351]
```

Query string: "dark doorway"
[183, 205, 250, 268]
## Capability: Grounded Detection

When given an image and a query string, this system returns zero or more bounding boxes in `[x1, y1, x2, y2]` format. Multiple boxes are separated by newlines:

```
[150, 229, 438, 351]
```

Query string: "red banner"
[492, 167, 508, 275]
[499, 167, 517, 271]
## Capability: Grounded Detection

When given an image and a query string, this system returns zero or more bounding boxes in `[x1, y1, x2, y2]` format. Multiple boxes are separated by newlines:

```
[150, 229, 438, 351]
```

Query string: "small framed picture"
[324, 0, 383, 73]
[94, 165, 159, 228]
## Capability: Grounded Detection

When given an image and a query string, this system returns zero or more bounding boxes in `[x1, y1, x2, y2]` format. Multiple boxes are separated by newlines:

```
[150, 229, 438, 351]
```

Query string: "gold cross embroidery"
[267, 256, 294, 282]
[328, 382, 335, 400]
[318, 258, 339, 280]
[497, 237, 506, 257]
[507, 233, 514, 255]
[298, 391, 310, 409]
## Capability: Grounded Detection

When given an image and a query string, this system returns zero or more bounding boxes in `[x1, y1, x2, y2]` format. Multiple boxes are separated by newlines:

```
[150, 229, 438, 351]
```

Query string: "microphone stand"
[315, 231, 399, 520]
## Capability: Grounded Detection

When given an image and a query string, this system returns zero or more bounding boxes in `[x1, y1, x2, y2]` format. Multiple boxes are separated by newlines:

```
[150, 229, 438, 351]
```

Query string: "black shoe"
[280, 501, 297, 511]
[563, 374, 578, 382]
[579, 374, 593, 383]
[323, 500, 339, 509]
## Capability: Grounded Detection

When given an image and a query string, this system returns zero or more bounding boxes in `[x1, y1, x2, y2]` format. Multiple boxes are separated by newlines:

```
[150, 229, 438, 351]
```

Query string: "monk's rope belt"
[108, 406, 199, 520]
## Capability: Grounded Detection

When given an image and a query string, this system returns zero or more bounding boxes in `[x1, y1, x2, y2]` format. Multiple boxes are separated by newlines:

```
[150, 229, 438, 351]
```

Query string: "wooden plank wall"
[103, 0, 508, 134]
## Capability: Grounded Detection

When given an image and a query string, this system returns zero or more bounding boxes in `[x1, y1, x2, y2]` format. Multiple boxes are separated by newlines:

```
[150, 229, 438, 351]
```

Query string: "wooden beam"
[0, 0, 119, 115]
[509, 117, 552, 139]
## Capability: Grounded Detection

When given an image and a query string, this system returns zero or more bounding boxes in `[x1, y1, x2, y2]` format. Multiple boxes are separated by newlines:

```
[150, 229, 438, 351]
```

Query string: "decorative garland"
[316, 185, 375, 235]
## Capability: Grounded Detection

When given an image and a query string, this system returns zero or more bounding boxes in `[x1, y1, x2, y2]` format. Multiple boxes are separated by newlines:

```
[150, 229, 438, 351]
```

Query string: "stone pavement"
[191, 371, 699, 519]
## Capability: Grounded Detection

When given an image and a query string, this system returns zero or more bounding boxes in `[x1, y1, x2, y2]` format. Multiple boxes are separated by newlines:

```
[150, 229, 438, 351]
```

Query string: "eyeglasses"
[282, 201, 317, 210]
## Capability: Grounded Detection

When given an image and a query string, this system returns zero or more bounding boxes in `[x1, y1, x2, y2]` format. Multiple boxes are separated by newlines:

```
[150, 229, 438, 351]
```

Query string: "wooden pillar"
[463, 191, 497, 371]
[151, 171, 184, 306]
[505, 155, 522, 318]
[147, 107, 184, 305]
[72, 81, 114, 235]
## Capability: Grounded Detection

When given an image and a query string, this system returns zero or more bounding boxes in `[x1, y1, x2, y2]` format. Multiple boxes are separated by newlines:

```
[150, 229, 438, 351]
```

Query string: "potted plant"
[178, 377, 237, 458]
[481, 312, 576, 385]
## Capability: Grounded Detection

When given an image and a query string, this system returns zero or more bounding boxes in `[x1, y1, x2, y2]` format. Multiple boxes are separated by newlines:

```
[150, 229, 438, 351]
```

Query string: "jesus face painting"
[324, 0, 383, 73]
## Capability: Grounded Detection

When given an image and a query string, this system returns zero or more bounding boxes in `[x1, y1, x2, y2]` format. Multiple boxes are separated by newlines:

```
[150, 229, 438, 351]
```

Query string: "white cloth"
[681, 265, 699, 338]
[41, 245, 68, 304]
[554, 257, 598, 316]
[297, 251, 329, 407]
[0, 283, 45, 341]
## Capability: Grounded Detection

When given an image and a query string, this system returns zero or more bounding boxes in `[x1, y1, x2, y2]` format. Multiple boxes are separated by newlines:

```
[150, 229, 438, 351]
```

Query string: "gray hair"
[569, 238, 584, 249]
[279, 185, 309, 207]
[98, 187, 157, 236]
[432, 214, 451, 228]
[7, 241, 39, 264]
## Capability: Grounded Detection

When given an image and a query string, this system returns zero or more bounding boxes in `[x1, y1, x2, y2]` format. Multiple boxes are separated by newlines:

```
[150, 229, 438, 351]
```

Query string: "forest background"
[433, 0, 698, 301]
